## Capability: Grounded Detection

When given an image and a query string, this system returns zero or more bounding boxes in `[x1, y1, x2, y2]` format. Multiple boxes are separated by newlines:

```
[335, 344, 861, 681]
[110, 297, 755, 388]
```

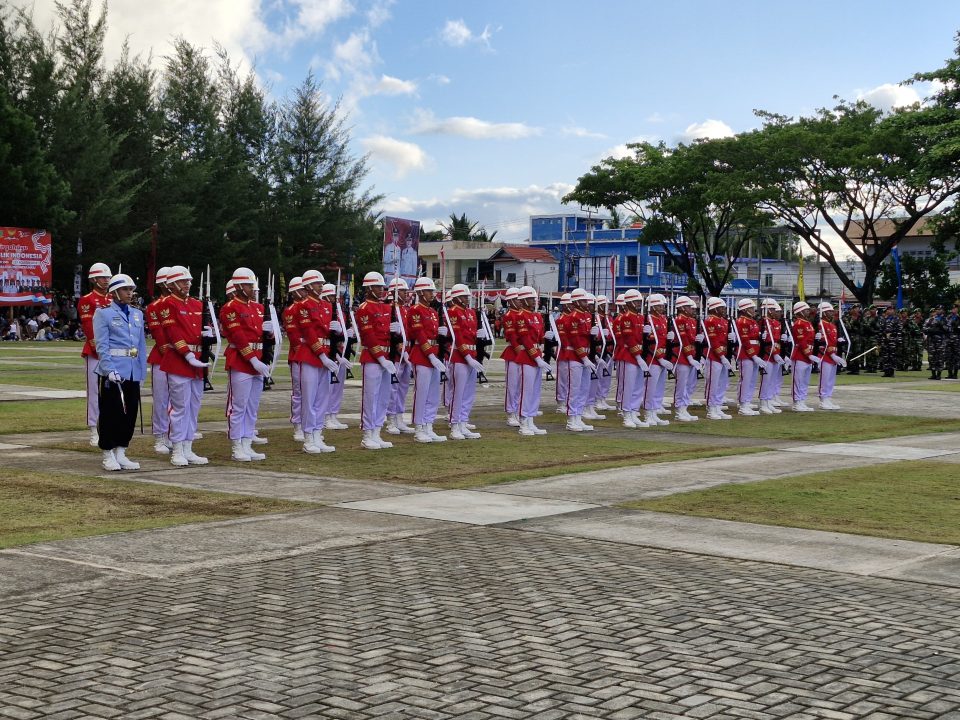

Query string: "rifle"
[782, 301, 795, 376]
[261, 269, 279, 390]
[199, 265, 220, 391]
[475, 284, 492, 384]
[725, 305, 737, 377]
[593, 300, 610, 378]
[343, 277, 357, 379]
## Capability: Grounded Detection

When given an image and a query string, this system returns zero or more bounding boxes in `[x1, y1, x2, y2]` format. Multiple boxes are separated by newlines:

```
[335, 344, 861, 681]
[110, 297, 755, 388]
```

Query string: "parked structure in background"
[852, 217, 960, 284]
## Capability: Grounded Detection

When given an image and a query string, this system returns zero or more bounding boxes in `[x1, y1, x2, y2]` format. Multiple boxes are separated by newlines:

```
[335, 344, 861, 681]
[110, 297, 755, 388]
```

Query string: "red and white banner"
[383, 216, 420, 288]
[0, 227, 52, 305]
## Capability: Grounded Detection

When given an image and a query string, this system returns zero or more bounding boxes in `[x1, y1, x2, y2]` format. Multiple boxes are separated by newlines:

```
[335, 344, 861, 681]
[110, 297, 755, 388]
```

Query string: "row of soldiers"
[844, 304, 960, 378]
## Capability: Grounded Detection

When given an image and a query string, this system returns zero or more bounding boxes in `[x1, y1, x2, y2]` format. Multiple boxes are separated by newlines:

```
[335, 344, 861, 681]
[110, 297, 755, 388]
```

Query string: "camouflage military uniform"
[924, 311, 947, 380]
[863, 308, 880, 372]
[878, 310, 902, 377]
[946, 308, 960, 379]
[844, 308, 864, 375]
[898, 312, 922, 371]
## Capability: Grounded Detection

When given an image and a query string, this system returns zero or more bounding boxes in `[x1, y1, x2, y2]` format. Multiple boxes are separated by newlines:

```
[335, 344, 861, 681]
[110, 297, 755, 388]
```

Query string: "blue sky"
[28, 0, 960, 242]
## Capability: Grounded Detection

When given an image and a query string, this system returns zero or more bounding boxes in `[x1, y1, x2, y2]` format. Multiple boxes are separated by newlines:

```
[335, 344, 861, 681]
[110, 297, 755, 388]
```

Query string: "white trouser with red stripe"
[448, 361, 477, 423]
[619, 362, 645, 413]
[758, 360, 781, 401]
[818, 361, 837, 399]
[85, 356, 99, 427]
[412, 364, 442, 426]
[289, 362, 302, 425]
[737, 358, 759, 405]
[792, 359, 813, 403]
[167, 374, 203, 443]
[644, 364, 665, 411]
[329, 360, 347, 413]
[566, 361, 589, 417]
[151, 364, 170, 436]
[518, 364, 542, 419]
[362, 361, 391, 430]
[555, 360, 570, 405]
[673, 363, 697, 409]
[504, 360, 521, 414]
[227, 369, 263, 440]
[299, 364, 331, 434]
[388, 361, 411, 415]
[705, 359, 729, 407]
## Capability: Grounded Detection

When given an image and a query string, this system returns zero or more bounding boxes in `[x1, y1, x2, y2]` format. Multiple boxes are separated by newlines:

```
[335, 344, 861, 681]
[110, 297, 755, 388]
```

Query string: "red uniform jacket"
[674, 314, 699, 366]
[294, 296, 332, 369]
[703, 314, 729, 361]
[78, 289, 111, 358]
[642, 313, 669, 363]
[447, 303, 477, 363]
[220, 297, 264, 375]
[791, 318, 816, 362]
[736, 315, 761, 360]
[408, 302, 440, 367]
[159, 295, 204, 379]
[819, 319, 839, 365]
[499, 309, 519, 362]
[283, 301, 303, 364]
[614, 310, 643, 364]
[356, 299, 392, 364]
[558, 310, 590, 362]
[146, 296, 169, 365]
[512, 309, 544, 367]
[760, 317, 782, 361]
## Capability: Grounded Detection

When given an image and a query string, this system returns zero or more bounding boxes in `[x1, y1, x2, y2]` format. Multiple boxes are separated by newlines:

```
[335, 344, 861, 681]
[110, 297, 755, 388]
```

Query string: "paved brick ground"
[2, 526, 959, 719]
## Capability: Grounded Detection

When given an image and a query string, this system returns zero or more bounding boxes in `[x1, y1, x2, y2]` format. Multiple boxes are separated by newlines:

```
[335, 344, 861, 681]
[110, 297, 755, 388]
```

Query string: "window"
[646, 263, 655, 277]
[431, 263, 440, 280]
[625, 255, 638, 276]
[764, 273, 774, 287]
[467, 267, 477, 282]
[506, 272, 517, 283]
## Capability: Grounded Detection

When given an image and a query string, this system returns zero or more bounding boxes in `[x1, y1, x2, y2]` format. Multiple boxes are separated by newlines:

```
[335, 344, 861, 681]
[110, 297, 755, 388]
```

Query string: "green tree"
[565, 138, 773, 297]
[439, 212, 498, 242]
[877, 250, 959, 310]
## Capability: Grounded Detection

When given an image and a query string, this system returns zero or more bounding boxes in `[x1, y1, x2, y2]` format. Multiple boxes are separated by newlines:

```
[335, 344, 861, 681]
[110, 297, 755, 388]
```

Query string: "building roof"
[488, 245, 557, 263]
[850, 217, 938, 245]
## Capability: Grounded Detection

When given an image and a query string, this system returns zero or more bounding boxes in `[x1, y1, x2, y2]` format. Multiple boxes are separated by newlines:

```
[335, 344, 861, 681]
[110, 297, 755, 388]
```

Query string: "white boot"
[304, 430, 334, 453]
[506, 412, 521, 427]
[170, 441, 189, 466]
[582, 406, 605, 421]
[101, 449, 121, 471]
[706, 406, 731, 421]
[769, 400, 782, 414]
[644, 410, 666, 426]
[793, 401, 815, 412]
[90, 427, 99, 447]
[427, 423, 447, 442]
[193, 432, 204, 440]
[153, 436, 172, 454]
[414, 424, 433, 443]
[595, 399, 614, 410]
[623, 411, 639, 429]
[242, 437, 266, 460]
[449, 423, 466, 440]
[394, 415, 415, 434]
[461, 422, 481, 439]
[250, 433, 268, 445]
[361, 429, 382, 450]
[183, 441, 208, 465]
[758, 400, 775, 415]
[232, 439, 252, 462]
[519, 416, 546, 436]
[374, 426, 393, 449]
[114, 447, 140, 470]
[325, 414, 349, 430]
[293, 423, 305, 441]
[385, 414, 401, 435]
[675, 407, 698, 422]
[738, 403, 760, 416]
[820, 398, 840, 410]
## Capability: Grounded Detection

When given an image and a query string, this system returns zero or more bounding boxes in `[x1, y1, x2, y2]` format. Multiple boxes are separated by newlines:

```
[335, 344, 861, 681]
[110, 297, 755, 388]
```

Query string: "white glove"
[390, 321, 402, 333]
[262, 320, 274, 334]
[400, 351, 409, 364]
[590, 326, 600, 337]
[815, 332, 822, 340]
[686, 356, 702, 372]
[780, 333, 789, 342]
[666, 331, 675, 341]
[377, 356, 398, 374]
[633, 355, 650, 372]
[185, 352, 209, 369]
[603, 328, 612, 338]
[477, 328, 489, 340]
[784, 358, 793, 371]
[345, 327, 356, 339]
[643, 324, 652, 334]
[727, 332, 736, 341]
[535, 356, 552, 372]
[810, 354, 822, 366]
[108, 371, 123, 384]
[544, 330, 556, 340]
[202, 325, 215, 339]
[250, 357, 271, 377]
[329, 320, 342, 334]
[831, 353, 847, 367]
[320, 354, 338, 372]
[720, 356, 733, 370]
[657, 358, 674, 371]
[339, 357, 354, 371]
[467, 356, 484, 372]
[429, 354, 446, 372]
[753, 356, 768, 372]
[582, 357, 597, 371]
[695, 333, 704, 342]
[438, 326, 449, 337]
[773, 353, 784, 365]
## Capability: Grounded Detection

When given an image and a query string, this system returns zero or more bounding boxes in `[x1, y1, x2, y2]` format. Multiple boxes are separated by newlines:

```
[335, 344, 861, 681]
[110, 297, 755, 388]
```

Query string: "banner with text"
[0, 227, 52, 305]
[382, 216, 421, 288]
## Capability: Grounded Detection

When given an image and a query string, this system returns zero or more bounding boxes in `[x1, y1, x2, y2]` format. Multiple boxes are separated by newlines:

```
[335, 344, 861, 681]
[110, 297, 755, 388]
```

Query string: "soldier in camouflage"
[946, 305, 960, 380]
[863, 306, 880, 373]
[923, 307, 947, 380]
[843, 305, 864, 375]
[878, 306, 902, 378]
[898, 310, 922, 372]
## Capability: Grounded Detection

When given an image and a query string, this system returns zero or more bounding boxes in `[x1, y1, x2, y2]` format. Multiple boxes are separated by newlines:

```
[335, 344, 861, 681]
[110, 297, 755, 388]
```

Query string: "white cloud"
[856, 82, 921, 113]
[439, 18, 497, 49]
[429, 73, 452, 85]
[561, 126, 607, 140]
[366, 0, 394, 27]
[600, 135, 658, 161]
[361, 135, 429, 178]
[677, 119, 735, 143]
[378, 183, 575, 241]
[283, 0, 354, 42]
[646, 112, 666, 123]
[372, 74, 417, 95]
[410, 109, 540, 140]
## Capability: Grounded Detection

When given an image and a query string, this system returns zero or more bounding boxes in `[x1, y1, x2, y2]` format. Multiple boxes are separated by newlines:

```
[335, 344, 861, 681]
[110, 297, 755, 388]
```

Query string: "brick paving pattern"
[2, 527, 960, 719]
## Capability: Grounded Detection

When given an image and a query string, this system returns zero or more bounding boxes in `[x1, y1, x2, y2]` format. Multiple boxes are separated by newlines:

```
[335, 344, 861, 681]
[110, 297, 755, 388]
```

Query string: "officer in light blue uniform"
[93, 273, 148, 471]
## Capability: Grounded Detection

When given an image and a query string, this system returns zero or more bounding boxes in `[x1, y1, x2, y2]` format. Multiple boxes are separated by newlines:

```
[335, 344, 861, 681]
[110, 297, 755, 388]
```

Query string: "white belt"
[109, 348, 139, 357]
[229, 342, 263, 350]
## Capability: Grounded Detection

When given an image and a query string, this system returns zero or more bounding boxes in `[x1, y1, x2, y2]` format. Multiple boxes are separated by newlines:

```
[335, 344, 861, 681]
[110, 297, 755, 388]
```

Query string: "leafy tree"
[565, 138, 773, 297]
[877, 250, 959, 310]
[439, 212, 498, 242]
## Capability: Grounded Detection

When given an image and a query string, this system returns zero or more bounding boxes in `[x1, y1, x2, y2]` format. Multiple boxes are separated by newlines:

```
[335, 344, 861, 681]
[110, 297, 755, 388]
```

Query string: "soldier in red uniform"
[671, 296, 703, 422]
[220, 267, 272, 462]
[816, 301, 846, 410]
[515, 286, 552, 436]
[159, 265, 211, 466]
[734, 298, 769, 416]
[282, 276, 306, 440]
[145, 267, 173, 453]
[500, 287, 522, 426]
[322, 282, 352, 431]
[642, 293, 672, 426]
[560, 288, 597, 431]
[614, 289, 649, 428]
[553, 293, 573, 414]
[356, 272, 397, 450]
[703, 297, 734, 420]
[790, 301, 819, 412]
[408, 277, 447, 443]
[385, 277, 415, 435]
[294, 269, 338, 454]
[758, 298, 786, 414]
[78, 262, 113, 445]
[445, 283, 485, 440]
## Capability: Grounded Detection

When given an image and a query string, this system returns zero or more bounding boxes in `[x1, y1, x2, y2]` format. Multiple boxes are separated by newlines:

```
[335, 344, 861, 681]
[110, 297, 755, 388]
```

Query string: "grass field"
[624, 460, 960, 545]
[51, 424, 761, 489]
[0, 468, 316, 549]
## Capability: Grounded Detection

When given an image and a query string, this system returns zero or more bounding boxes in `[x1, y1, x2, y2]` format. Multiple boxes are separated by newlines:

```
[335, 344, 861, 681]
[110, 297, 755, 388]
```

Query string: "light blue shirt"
[93, 302, 148, 382]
